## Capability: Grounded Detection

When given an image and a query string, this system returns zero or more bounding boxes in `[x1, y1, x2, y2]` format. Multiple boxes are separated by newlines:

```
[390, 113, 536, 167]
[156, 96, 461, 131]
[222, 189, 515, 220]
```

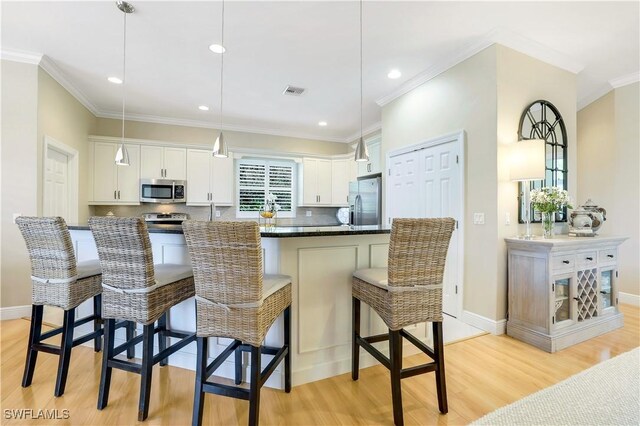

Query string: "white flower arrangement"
[530, 187, 573, 213]
[263, 193, 281, 213]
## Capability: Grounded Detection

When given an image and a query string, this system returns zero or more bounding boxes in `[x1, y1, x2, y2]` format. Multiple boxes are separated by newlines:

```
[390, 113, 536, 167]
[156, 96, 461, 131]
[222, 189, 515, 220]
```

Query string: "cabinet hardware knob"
[114, 190, 117, 200]
[600, 291, 609, 295]
[586, 257, 593, 261]
[118, 190, 120, 199]
[562, 260, 570, 264]
[573, 297, 580, 301]
[607, 254, 614, 258]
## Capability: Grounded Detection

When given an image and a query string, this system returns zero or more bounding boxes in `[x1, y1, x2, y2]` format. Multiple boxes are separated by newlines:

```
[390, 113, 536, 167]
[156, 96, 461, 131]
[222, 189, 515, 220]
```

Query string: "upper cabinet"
[331, 159, 351, 207]
[91, 141, 140, 204]
[140, 145, 186, 180]
[357, 138, 382, 177]
[299, 158, 332, 206]
[186, 149, 234, 206]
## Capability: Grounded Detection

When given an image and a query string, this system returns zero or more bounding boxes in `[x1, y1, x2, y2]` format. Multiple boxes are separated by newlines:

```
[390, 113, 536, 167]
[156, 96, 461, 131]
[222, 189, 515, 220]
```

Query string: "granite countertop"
[67, 223, 391, 238]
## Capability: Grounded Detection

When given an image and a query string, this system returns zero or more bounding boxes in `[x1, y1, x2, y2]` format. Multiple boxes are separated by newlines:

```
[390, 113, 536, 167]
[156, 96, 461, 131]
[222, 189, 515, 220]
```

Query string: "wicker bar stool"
[352, 218, 456, 426]
[88, 216, 196, 421]
[16, 216, 103, 397]
[182, 221, 292, 426]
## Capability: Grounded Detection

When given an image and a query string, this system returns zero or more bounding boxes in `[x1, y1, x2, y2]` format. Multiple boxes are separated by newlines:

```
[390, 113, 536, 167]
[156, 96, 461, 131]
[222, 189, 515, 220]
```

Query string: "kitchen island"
[68, 223, 393, 388]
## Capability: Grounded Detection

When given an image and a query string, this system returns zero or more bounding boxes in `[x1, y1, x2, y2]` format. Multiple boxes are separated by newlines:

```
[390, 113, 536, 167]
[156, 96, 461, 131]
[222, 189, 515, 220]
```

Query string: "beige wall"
[382, 45, 579, 322]
[94, 118, 350, 156]
[578, 83, 640, 297]
[38, 68, 97, 223]
[382, 46, 500, 320]
[496, 45, 577, 319]
[1, 60, 39, 308]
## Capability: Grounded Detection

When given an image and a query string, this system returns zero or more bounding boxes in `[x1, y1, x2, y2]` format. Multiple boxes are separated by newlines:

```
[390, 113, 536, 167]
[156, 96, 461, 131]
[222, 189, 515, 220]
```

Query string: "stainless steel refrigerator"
[349, 174, 382, 225]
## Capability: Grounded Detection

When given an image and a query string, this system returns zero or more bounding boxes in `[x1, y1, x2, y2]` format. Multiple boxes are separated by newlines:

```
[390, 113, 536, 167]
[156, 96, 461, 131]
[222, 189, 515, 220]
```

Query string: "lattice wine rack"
[577, 268, 598, 321]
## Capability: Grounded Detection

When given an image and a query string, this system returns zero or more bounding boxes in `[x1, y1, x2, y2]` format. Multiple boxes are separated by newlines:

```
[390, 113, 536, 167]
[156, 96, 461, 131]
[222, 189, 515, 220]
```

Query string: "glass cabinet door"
[554, 277, 571, 323]
[600, 269, 614, 310]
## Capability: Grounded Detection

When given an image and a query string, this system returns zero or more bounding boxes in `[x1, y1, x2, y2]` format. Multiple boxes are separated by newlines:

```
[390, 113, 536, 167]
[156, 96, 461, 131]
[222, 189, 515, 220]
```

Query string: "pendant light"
[354, 0, 369, 162]
[212, 0, 228, 158]
[114, 1, 134, 166]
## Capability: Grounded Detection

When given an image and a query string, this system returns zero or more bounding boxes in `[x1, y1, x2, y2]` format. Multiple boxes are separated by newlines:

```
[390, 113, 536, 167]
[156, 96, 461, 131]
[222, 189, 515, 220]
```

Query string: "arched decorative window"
[518, 100, 568, 223]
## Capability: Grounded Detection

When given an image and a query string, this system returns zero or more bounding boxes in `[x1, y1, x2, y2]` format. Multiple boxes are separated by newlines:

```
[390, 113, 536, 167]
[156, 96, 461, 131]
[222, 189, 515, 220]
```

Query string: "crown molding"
[376, 27, 585, 107]
[0, 48, 42, 64]
[96, 110, 349, 144]
[345, 122, 382, 144]
[577, 84, 613, 111]
[609, 71, 640, 89]
[38, 55, 100, 115]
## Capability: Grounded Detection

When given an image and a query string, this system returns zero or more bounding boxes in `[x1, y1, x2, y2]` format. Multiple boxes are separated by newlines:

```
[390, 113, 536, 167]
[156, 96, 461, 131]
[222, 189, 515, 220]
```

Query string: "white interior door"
[44, 148, 69, 220]
[388, 140, 460, 317]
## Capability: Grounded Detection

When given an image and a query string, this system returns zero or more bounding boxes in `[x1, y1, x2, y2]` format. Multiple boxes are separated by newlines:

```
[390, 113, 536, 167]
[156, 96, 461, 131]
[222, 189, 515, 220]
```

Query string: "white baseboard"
[461, 310, 506, 335]
[0, 305, 31, 320]
[619, 292, 640, 307]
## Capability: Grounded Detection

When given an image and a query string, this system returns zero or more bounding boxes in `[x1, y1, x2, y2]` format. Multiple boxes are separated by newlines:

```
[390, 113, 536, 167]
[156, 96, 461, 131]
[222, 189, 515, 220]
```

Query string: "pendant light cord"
[219, 0, 225, 129]
[121, 9, 127, 143]
[359, 0, 363, 140]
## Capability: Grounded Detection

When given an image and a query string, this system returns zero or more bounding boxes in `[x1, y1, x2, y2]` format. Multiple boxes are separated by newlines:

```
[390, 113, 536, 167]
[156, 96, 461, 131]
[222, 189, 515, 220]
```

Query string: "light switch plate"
[505, 212, 511, 225]
[215, 210, 221, 218]
[473, 212, 485, 225]
[306, 210, 312, 217]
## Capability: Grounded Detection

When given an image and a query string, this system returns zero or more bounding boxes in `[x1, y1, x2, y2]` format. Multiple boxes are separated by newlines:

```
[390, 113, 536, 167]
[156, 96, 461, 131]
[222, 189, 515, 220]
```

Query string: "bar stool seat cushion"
[77, 259, 102, 279]
[263, 274, 291, 300]
[353, 268, 388, 290]
[154, 264, 194, 287]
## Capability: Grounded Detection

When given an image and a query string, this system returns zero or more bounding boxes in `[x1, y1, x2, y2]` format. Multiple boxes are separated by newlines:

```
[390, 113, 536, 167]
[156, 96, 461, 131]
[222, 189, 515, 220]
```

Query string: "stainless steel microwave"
[140, 179, 186, 203]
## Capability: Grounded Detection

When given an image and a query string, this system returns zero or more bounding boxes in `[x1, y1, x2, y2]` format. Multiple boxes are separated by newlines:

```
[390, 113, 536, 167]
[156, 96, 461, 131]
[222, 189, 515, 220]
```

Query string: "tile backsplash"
[91, 204, 345, 226]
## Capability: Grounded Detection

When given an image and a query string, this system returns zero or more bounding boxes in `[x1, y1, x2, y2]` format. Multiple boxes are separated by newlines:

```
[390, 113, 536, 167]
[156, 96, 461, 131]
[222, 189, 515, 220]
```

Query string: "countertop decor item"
[530, 187, 573, 238]
[259, 193, 280, 227]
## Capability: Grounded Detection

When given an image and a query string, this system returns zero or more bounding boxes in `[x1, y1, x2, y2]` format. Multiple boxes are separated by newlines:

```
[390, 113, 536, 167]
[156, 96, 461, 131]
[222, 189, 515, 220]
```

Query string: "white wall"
[1, 60, 39, 308]
[382, 45, 499, 320]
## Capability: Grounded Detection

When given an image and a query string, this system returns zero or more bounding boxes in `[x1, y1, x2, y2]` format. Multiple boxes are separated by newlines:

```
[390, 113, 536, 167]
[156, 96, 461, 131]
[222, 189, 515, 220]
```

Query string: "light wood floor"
[1, 304, 638, 425]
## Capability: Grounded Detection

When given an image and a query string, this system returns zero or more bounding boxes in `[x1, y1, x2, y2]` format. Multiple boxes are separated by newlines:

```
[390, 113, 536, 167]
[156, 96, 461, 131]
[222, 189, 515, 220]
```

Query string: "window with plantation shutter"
[237, 159, 296, 218]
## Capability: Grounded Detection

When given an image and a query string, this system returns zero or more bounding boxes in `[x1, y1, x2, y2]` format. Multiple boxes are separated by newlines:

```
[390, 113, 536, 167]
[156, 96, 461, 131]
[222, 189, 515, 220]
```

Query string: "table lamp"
[510, 139, 545, 239]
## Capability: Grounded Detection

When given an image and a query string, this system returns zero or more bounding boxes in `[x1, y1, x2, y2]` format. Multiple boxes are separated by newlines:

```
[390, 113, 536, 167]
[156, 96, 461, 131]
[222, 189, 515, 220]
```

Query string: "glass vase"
[541, 211, 555, 238]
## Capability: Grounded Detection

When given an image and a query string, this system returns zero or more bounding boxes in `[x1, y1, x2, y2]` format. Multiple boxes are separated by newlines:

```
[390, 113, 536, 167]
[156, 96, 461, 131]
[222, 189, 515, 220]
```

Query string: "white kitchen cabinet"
[186, 149, 234, 206]
[505, 236, 627, 352]
[140, 145, 186, 180]
[331, 159, 350, 207]
[357, 139, 381, 177]
[299, 158, 332, 206]
[91, 141, 140, 204]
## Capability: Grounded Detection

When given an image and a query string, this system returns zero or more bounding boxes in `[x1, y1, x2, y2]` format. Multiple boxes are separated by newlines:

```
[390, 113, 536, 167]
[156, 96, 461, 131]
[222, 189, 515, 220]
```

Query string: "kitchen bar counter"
[68, 223, 397, 390]
[67, 223, 390, 237]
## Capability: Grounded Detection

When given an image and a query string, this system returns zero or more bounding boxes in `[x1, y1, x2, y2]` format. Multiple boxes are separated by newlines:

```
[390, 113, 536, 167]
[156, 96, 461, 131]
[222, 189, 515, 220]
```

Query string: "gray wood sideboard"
[505, 236, 627, 353]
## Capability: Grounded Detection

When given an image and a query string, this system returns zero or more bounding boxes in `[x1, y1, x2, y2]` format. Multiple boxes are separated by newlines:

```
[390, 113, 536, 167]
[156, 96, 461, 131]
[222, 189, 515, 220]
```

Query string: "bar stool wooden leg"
[98, 319, 116, 410]
[192, 336, 207, 426]
[248, 345, 262, 426]
[22, 305, 43, 388]
[433, 321, 448, 414]
[284, 306, 291, 393]
[126, 321, 136, 359]
[93, 294, 102, 352]
[234, 344, 243, 385]
[389, 330, 404, 426]
[352, 297, 361, 381]
[54, 308, 76, 397]
[138, 324, 155, 421]
[158, 314, 168, 366]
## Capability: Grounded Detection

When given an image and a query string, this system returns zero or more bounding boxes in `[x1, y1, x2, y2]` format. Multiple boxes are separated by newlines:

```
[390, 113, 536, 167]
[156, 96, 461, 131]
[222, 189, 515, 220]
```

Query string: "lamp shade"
[509, 139, 545, 181]
[213, 132, 228, 158]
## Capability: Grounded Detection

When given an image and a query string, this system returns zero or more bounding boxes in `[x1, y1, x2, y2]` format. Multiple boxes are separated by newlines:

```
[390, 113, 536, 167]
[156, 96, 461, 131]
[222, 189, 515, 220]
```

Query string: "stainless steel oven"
[140, 179, 186, 203]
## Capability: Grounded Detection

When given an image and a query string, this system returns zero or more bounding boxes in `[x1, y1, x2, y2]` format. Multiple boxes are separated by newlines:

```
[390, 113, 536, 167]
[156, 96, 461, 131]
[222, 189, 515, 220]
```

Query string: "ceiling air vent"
[283, 85, 305, 96]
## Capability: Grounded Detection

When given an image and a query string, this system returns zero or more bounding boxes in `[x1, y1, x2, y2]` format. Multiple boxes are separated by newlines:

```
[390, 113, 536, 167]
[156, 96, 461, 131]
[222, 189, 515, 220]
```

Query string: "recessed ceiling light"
[198, 105, 209, 111]
[108, 76, 122, 84]
[318, 121, 328, 127]
[208, 44, 226, 54]
[387, 69, 402, 79]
